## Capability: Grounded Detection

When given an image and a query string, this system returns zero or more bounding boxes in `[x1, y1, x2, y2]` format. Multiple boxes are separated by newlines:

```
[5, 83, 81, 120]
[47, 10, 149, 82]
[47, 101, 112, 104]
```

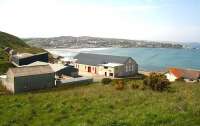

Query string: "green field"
[0, 81, 200, 126]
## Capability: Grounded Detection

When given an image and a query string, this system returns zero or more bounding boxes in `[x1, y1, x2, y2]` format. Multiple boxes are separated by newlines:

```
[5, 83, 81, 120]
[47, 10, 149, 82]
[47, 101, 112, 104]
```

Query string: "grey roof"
[9, 65, 54, 77]
[74, 53, 137, 66]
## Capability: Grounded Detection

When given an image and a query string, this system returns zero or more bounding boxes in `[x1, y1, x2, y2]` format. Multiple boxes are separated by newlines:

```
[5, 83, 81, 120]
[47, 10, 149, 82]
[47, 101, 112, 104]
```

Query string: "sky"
[0, 0, 200, 42]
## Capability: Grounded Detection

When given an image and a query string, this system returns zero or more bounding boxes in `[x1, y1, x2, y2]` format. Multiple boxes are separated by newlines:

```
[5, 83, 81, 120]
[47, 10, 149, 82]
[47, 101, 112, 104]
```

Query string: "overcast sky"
[0, 0, 200, 42]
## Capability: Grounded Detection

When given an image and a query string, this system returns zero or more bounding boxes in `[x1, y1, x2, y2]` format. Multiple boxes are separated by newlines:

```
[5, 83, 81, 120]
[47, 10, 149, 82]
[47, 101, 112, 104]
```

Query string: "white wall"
[165, 73, 177, 82]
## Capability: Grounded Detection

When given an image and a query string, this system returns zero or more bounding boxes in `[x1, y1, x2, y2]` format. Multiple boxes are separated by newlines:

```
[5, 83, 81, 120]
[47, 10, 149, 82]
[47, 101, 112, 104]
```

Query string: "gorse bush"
[131, 82, 139, 89]
[102, 78, 112, 85]
[114, 80, 125, 90]
[139, 84, 146, 90]
[143, 73, 170, 91]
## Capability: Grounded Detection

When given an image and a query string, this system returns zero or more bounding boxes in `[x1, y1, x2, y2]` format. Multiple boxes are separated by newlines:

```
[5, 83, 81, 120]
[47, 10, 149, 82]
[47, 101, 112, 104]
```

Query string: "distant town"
[24, 36, 183, 49]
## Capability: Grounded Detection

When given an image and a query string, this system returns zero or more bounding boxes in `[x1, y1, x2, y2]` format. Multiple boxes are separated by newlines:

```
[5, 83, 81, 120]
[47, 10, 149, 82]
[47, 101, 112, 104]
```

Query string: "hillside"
[24, 36, 183, 49]
[0, 31, 46, 74]
[0, 81, 200, 126]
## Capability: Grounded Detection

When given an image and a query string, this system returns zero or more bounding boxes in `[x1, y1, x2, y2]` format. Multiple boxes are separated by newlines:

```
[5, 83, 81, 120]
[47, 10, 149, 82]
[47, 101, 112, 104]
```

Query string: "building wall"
[11, 53, 48, 66]
[165, 73, 177, 82]
[75, 63, 97, 74]
[75, 57, 138, 77]
[118, 58, 138, 77]
[114, 65, 126, 77]
[3, 70, 15, 93]
[98, 66, 115, 77]
[14, 73, 55, 93]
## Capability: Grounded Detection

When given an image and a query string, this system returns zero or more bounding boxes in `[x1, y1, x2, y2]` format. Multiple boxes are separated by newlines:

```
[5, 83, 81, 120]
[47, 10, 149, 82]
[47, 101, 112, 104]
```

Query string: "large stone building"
[74, 53, 138, 78]
[2, 65, 55, 93]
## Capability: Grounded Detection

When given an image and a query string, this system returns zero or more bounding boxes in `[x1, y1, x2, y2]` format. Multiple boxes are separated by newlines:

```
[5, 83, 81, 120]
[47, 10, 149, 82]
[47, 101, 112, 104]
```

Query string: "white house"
[165, 68, 200, 82]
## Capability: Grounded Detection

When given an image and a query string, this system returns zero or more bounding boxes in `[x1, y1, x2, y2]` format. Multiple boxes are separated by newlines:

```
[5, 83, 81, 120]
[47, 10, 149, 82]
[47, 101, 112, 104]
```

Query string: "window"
[104, 66, 108, 69]
[126, 65, 128, 72]
[129, 66, 131, 71]
[132, 65, 134, 71]
[109, 73, 113, 77]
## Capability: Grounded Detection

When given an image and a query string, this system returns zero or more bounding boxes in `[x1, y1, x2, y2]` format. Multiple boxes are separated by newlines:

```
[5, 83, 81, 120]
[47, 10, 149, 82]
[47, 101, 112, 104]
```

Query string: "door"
[88, 66, 91, 72]
[105, 72, 107, 76]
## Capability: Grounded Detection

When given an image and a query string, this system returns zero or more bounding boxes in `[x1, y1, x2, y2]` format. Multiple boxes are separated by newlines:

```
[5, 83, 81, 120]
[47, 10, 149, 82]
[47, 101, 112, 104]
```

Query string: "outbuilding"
[11, 52, 49, 66]
[3, 65, 55, 93]
[26, 61, 78, 78]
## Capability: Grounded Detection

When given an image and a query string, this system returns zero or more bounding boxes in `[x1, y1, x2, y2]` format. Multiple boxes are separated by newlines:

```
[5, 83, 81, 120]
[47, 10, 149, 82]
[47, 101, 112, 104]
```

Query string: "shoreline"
[139, 70, 166, 76]
[46, 48, 200, 73]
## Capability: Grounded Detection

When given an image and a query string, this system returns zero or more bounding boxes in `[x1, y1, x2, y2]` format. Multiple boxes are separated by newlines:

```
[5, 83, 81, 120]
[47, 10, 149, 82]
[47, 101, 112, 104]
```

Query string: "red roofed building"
[165, 68, 200, 82]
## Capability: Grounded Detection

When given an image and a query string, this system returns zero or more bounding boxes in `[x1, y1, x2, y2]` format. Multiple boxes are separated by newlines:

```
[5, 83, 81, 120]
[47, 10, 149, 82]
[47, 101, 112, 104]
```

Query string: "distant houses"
[74, 53, 138, 78]
[165, 68, 200, 82]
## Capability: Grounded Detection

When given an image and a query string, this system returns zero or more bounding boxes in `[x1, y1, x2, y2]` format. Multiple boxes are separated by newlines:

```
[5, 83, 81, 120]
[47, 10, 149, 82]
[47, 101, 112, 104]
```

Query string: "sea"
[46, 48, 200, 71]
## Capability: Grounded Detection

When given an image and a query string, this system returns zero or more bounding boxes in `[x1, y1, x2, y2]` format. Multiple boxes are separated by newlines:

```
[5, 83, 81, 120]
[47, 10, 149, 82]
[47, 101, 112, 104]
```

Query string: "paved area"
[79, 71, 109, 82]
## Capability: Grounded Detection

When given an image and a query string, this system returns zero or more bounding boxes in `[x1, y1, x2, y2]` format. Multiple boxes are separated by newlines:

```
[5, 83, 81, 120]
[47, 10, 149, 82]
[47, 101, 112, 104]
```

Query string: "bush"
[139, 84, 146, 90]
[176, 77, 184, 82]
[143, 72, 170, 91]
[114, 80, 125, 90]
[102, 78, 112, 85]
[131, 82, 139, 89]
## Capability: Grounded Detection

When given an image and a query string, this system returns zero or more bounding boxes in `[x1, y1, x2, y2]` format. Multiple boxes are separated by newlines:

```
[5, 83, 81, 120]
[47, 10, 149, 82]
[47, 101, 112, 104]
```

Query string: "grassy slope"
[0, 81, 200, 126]
[0, 31, 46, 74]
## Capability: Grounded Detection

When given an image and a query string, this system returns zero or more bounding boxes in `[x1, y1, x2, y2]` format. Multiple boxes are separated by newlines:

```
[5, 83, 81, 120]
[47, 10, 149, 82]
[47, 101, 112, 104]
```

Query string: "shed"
[4, 65, 55, 93]
[49, 64, 78, 77]
[26, 61, 78, 77]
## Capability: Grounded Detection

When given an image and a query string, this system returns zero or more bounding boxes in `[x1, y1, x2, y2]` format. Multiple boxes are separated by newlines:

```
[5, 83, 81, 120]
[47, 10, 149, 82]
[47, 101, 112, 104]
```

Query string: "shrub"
[176, 77, 184, 82]
[131, 82, 140, 89]
[114, 80, 125, 90]
[143, 72, 170, 91]
[102, 78, 112, 85]
[139, 84, 146, 90]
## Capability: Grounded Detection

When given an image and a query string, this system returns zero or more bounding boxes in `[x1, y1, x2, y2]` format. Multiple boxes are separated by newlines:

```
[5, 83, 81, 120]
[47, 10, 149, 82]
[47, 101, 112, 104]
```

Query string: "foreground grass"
[0, 81, 200, 126]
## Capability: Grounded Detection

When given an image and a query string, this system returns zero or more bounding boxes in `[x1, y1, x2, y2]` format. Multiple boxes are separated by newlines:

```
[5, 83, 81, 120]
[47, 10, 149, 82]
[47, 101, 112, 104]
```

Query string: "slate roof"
[74, 53, 137, 66]
[169, 68, 200, 80]
[9, 65, 54, 77]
